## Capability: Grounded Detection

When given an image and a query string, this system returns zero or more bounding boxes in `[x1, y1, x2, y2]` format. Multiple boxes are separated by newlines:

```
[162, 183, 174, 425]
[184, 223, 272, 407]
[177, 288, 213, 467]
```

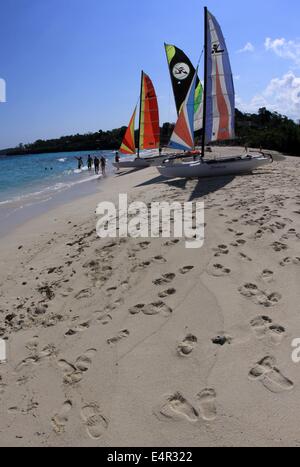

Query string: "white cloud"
[236, 71, 300, 120]
[265, 37, 300, 67]
[237, 42, 255, 53]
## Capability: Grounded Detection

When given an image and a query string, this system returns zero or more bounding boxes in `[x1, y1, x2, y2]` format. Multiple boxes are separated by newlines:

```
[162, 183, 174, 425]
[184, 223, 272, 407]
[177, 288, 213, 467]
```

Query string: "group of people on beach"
[75, 155, 106, 176]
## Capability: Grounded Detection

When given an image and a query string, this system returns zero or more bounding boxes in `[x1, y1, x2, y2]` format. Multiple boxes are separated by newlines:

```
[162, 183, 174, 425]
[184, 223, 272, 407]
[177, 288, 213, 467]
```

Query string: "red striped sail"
[139, 72, 160, 150]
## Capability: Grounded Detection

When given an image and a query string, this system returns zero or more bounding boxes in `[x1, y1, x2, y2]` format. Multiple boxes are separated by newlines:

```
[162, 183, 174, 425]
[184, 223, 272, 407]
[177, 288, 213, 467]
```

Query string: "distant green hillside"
[1, 108, 299, 156]
[233, 107, 300, 155]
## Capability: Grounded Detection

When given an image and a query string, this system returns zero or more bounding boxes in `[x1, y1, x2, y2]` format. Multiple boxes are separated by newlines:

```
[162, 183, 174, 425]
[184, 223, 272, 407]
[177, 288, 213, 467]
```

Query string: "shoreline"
[0, 147, 299, 446]
[0, 173, 106, 239]
[0, 146, 284, 239]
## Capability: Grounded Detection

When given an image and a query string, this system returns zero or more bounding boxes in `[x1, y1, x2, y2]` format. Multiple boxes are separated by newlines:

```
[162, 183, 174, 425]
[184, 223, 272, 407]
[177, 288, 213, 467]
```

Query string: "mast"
[137, 70, 144, 158]
[201, 6, 208, 160]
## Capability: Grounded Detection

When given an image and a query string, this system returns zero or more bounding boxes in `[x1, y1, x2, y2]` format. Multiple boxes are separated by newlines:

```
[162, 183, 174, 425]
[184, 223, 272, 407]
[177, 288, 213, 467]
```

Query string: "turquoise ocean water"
[0, 150, 116, 235]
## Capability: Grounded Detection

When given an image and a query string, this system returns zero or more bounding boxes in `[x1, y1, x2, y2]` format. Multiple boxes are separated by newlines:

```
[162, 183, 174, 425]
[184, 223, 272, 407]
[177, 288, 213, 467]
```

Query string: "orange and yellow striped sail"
[139, 72, 160, 151]
[120, 107, 137, 154]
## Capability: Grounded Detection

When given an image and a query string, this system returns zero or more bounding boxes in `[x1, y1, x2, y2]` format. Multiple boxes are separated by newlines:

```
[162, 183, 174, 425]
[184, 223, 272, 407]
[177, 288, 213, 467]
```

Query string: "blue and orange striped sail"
[205, 10, 235, 143]
[120, 107, 137, 154]
[168, 70, 198, 151]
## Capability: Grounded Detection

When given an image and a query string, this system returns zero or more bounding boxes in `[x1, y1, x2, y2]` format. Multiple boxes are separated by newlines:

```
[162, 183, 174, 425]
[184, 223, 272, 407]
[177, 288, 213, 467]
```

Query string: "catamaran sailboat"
[157, 7, 272, 179]
[113, 71, 168, 169]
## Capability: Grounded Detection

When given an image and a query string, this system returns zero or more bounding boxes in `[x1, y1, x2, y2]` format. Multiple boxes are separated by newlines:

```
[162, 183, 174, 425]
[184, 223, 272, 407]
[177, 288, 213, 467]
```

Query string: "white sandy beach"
[0, 146, 299, 447]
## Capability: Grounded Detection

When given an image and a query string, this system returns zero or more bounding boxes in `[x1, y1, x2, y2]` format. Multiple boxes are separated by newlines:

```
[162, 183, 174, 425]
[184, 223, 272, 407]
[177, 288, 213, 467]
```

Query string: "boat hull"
[113, 158, 152, 169]
[113, 153, 195, 169]
[157, 155, 272, 179]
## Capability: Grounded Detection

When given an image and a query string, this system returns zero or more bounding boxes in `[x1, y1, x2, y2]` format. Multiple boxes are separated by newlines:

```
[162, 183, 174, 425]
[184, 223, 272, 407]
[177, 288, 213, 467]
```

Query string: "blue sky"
[0, 0, 300, 149]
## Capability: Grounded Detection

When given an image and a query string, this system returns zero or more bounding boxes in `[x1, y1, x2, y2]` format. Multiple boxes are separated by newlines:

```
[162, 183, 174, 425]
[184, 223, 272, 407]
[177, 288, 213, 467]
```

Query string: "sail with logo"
[205, 10, 235, 143]
[164, 44, 203, 131]
[169, 69, 198, 151]
[157, 7, 272, 178]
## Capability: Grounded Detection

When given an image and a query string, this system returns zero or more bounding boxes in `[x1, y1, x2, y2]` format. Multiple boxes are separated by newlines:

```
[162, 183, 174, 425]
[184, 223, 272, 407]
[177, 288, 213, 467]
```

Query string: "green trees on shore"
[233, 108, 300, 155]
[1, 108, 299, 156]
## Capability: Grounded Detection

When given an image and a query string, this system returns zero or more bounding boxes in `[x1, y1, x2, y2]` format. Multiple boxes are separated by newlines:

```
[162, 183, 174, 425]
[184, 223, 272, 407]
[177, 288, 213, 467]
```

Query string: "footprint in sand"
[249, 356, 294, 393]
[152, 255, 167, 264]
[81, 403, 108, 439]
[107, 329, 129, 345]
[138, 241, 151, 250]
[83, 260, 113, 285]
[16, 343, 56, 371]
[280, 228, 300, 241]
[101, 241, 117, 251]
[75, 288, 93, 300]
[58, 360, 83, 385]
[197, 388, 217, 421]
[129, 301, 172, 317]
[271, 241, 288, 252]
[250, 316, 272, 338]
[164, 239, 180, 247]
[269, 325, 286, 345]
[75, 349, 97, 372]
[250, 316, 285, 344]
[25, 336, 39, 352]
[238, 283, 281, 308]
[94, 311, 112, 325]
[179, 265, 194, 275]
[237, 239, 246, 245]
[58, 349, 97, 384]
[239, 252, 252, 262]
[65, 321, 90, 336]
[177, 334, 197, 356]
[153, 273, 176, 286]
[129, 304, 145, 315]
[131, 261, 152, 272]
[143, 301, 173, 316]
[261, 269, 274, 282]
[208, 263, 231, 277]
[214, 244, 229, 257]
[52, 400, 73, 434]
[280, 257, 300, 267]
[231, 239, 246, 247]
[158, 288, 176, 299]
[154, 392, 198, 423]
[0, 379, 6, 397]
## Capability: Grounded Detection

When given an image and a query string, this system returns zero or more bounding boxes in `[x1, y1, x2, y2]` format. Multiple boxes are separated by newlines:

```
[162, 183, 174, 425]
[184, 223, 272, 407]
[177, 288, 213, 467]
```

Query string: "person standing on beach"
[75, 156, 83, 170]
[94, 156, 100, 174]
[114, 151, 120, 173]
[100, 156, 106, 176]
[87, 155, 93, 171]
